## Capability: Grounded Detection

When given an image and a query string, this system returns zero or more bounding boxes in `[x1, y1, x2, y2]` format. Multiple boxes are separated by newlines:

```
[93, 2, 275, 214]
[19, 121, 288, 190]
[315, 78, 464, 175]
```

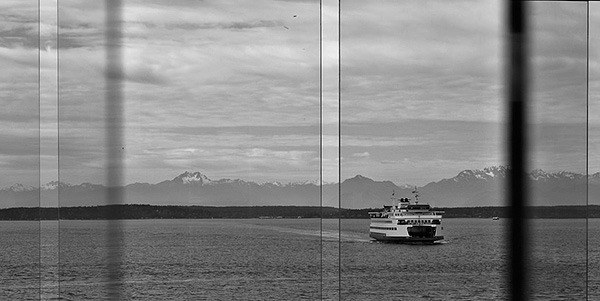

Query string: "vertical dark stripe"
[105, 0, 124, 299]
[507, 0, 529, 300]
[338, 0, 342, 299]
[37, 0, 42, 299]
[319, 0, 323, 299]
[56, 0, 61, 297]
[585, 2, 589, 300]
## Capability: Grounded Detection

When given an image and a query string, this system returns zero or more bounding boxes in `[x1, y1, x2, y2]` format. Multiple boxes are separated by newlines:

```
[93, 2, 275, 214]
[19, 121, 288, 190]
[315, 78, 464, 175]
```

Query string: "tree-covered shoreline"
[1, 204, 599, 220]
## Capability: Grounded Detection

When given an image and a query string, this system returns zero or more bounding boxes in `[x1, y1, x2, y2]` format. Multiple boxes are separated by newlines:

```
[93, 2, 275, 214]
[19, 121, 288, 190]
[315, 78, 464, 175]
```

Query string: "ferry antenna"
[412, 186, 419, 203]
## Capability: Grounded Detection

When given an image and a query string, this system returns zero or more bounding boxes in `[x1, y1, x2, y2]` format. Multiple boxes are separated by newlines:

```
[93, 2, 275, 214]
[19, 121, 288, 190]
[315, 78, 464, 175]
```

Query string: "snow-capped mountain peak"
[530, 169, 549, 181]
[1, 167, 600, 208]
[528, 169, 586, 181]
[4, 183, 35, 192]
[174, 171, 212, 184]
[457, 170, 475, 178]
[456, 169, 487, 181]
[447, 166, 508, 183]
[555, 171, 581, 180]
[450, 166, 588, 183]
[483, 166, 507, 177]
[289, 179, 321, 186]
[265, 181, 284, 187]
[42, 182, 58, 190]
[42, 181, 72, 190]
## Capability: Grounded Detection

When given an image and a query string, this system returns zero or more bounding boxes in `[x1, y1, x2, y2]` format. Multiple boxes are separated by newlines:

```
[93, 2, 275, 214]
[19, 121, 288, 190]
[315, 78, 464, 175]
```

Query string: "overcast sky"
[1, 0, 599, 187]
[341, 1, 599, 185]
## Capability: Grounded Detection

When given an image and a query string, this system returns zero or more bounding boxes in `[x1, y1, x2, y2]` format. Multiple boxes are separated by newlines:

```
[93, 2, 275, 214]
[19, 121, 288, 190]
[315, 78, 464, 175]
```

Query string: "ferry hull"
[369, 232, 444, 244]
[368, 189, 445, 243]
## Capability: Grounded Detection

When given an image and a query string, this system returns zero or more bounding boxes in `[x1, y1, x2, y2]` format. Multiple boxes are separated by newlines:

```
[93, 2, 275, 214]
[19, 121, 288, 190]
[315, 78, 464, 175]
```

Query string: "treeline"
[1, 205, 599, 220]
[0, 205, 341, 220]
[345, 206, 600, 219]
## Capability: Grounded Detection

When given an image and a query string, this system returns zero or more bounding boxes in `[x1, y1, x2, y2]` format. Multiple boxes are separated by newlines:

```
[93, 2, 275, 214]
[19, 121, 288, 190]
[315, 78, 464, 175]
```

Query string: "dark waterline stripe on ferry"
[370, 226, 397, 230]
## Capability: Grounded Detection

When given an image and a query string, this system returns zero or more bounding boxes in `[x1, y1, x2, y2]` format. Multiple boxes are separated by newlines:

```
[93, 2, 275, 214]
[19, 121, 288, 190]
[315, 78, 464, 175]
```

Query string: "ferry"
[369, 188, 444, 243]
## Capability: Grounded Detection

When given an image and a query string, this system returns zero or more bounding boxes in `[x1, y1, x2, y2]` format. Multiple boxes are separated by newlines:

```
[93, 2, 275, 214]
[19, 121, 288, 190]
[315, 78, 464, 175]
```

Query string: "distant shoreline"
[0, 204, 598, 220]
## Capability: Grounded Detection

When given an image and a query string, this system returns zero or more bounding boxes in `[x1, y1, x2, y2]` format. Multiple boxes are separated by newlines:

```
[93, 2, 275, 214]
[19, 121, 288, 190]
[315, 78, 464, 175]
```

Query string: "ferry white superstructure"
[369, 188, 444, 243]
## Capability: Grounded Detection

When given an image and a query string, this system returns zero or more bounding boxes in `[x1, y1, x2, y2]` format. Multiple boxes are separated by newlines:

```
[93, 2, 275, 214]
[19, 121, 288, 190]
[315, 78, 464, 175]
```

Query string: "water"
[340, 219, 505, 300]
[1, 219, 598, 300]
[340, 219, 593, 300]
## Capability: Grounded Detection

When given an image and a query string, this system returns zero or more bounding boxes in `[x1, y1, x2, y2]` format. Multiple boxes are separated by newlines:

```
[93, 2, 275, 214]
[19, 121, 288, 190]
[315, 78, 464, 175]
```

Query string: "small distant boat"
[368, 187, 444, 244]
[492, 216, 500, 220]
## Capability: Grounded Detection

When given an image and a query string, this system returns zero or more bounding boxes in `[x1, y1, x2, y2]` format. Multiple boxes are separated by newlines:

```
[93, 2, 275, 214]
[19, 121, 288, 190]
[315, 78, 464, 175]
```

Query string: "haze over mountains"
[1, 166, 599, 209]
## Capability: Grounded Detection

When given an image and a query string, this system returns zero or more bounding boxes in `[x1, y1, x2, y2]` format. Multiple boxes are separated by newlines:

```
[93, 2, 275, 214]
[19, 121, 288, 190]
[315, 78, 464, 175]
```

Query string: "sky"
[0, 0, 599, 187]
[340, 0, 599, 185]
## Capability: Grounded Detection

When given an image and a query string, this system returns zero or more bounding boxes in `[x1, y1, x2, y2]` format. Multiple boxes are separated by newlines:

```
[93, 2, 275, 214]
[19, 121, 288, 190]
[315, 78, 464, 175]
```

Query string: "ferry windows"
[19, 0, 594, 299]
[343, 2, 593, 298]
[341, 0, 504, 298]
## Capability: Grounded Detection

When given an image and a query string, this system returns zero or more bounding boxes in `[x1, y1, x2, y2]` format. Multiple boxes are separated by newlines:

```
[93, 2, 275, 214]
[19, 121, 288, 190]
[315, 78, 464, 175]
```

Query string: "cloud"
[164, 20, 283, 31]
[125, 63, 170, 85]
[340, 0, 503, 125]
[352, 152, 370, 158]
[126, 147, 318, 184]
[1, 0, 598, 188]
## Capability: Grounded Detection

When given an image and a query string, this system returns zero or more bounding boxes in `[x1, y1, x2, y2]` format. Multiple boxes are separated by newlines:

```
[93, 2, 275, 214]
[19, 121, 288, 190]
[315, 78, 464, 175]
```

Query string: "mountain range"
[2, 166, 599, 208]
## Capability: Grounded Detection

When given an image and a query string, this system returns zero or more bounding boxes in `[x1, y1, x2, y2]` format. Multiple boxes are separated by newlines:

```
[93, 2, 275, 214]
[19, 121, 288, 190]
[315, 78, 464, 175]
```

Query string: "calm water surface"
[340, 219, 593, 301]
[1, 218, 598, 300]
